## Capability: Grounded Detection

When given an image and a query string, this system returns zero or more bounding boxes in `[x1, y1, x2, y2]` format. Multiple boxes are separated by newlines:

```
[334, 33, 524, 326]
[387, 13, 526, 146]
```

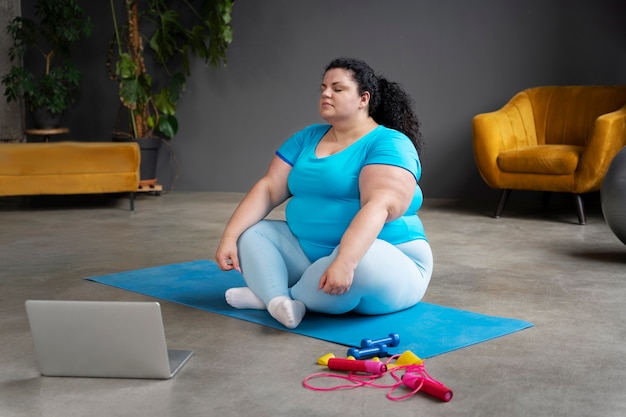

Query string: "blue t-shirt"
[276, 124, 426, 261]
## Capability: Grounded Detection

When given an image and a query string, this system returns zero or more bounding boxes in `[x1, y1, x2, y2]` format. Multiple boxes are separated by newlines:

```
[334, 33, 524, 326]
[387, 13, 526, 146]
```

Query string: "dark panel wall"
[20, 0, 626, 198]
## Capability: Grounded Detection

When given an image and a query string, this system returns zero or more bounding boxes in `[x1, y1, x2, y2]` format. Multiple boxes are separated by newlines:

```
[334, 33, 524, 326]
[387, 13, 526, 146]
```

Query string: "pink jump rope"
[303, 333, 453, 402]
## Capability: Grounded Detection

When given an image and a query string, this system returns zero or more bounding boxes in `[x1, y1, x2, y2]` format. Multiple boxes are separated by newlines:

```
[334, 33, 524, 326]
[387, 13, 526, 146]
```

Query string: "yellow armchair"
[473, 85, 626, 224]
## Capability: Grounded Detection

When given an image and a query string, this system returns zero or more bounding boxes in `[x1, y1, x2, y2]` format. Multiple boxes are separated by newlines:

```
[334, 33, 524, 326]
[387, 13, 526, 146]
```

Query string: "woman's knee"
[350, 240, 431, 314]
[240, 220, 283, 242]
[238, 220, 290, 253]
[397, 239, 433, 280]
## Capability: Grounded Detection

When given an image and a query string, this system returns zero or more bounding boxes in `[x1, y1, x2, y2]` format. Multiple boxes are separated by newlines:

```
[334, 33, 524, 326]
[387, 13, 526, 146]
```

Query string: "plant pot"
[113, 137, 162, 185]
[32, 107, 63, 129]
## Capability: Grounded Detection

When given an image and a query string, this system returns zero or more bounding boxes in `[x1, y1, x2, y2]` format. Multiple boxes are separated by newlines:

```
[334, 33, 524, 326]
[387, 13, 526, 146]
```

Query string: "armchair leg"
[574, 194, 585, 225]
[129, 192, 135, 211]
[494, 189, 511, 218]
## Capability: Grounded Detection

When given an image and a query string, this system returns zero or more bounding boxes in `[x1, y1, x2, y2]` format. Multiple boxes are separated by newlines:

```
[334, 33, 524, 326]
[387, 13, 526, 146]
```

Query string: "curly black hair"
[325, 58, 423, 154]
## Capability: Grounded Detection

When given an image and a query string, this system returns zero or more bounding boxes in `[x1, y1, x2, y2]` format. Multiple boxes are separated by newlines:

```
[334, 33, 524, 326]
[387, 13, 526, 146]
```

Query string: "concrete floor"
[1, 191, 625, 417]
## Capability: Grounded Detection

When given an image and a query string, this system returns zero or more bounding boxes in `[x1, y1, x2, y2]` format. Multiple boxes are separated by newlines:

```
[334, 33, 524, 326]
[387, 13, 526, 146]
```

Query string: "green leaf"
[158, 114, 178, 138]
[119, 73, 151, 109]
[154, 88, 175, 116]
[168, 72, 185, 103]
[117, 53, 137, 79]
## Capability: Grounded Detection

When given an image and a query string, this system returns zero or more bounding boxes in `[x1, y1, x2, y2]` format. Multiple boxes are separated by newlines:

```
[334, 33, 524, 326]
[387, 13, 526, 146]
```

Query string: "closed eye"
[320, 83, 347, 93]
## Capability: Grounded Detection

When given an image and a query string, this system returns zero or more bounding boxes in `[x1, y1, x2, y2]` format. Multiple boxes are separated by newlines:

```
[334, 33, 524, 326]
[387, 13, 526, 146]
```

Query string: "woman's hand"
[215, 237, 241, 272]
[214, 155, 292, 274]
[318, 259, 355, 295]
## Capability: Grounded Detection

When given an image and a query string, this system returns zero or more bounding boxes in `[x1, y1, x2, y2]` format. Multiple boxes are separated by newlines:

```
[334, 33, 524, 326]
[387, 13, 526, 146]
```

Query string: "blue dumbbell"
[361, 333, 400, 348]
[347, 344, 389, 360]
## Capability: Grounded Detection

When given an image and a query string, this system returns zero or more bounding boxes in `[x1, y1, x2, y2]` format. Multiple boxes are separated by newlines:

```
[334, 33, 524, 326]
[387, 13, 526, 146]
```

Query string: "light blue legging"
[237, 220, 433, 315]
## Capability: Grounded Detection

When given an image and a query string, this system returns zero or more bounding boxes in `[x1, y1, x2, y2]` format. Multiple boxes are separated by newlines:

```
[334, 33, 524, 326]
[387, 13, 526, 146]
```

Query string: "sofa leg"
[494, 189, 511, 218]
[542, 191, 552, 210]
[574, 194, 585, 225]
[129, 192, 135, 211]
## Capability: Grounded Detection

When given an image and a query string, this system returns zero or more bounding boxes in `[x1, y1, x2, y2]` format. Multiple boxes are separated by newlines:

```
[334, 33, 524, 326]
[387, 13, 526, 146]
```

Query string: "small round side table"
[24, 128, 70, 142]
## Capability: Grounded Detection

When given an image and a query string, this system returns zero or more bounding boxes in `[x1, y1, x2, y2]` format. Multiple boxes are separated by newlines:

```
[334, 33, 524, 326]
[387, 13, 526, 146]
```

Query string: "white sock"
[225, 287, 266, 310]
[267, 296, 306, 329]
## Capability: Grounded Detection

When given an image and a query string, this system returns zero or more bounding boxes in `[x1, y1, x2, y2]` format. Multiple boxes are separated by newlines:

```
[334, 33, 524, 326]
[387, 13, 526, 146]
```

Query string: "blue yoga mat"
[85, 260, 533, 358]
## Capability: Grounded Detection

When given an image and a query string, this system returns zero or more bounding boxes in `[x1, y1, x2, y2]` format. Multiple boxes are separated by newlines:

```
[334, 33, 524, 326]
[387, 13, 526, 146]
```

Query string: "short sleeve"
[276, 124, 330, 166]
[365, 129, 421, 181]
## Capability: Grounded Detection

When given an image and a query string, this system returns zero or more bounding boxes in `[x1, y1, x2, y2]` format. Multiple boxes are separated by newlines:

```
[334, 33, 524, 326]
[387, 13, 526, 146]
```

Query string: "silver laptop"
[25, 300, 193, 379]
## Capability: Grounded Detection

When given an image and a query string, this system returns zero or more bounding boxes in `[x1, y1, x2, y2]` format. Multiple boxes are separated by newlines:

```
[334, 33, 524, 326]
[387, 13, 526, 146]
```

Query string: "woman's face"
[319, 68, 369, 123]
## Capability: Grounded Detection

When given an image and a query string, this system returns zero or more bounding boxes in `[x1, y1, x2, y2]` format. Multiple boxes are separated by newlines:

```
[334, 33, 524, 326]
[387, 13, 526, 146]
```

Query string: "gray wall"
[22, 0, 626, 199]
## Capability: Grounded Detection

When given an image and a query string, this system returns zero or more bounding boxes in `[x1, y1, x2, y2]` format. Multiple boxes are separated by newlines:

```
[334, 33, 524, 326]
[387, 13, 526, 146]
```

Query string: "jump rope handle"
[327, 358, 387, 374]
[402, 372, 453, 402]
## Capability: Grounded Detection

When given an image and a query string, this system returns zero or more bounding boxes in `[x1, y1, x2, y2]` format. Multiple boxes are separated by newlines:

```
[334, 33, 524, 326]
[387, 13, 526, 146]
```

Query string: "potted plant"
[1, 0, 92, 129]
[108, 0, 234, 184]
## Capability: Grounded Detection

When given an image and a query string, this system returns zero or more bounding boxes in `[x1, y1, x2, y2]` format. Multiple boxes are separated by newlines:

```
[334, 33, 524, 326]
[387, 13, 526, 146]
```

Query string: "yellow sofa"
[0, 142, 140, 209]
[473, 85, 626, 224]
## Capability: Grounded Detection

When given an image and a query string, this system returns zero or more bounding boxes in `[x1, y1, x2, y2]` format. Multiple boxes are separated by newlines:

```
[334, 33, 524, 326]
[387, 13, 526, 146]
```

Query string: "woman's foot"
[225, 287, 266, 310]
[267, 296, 306, 329]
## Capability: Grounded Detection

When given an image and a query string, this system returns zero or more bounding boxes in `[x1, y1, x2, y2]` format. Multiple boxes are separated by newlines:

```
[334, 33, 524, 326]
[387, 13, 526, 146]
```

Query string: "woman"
[215, 58, 433, 329]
